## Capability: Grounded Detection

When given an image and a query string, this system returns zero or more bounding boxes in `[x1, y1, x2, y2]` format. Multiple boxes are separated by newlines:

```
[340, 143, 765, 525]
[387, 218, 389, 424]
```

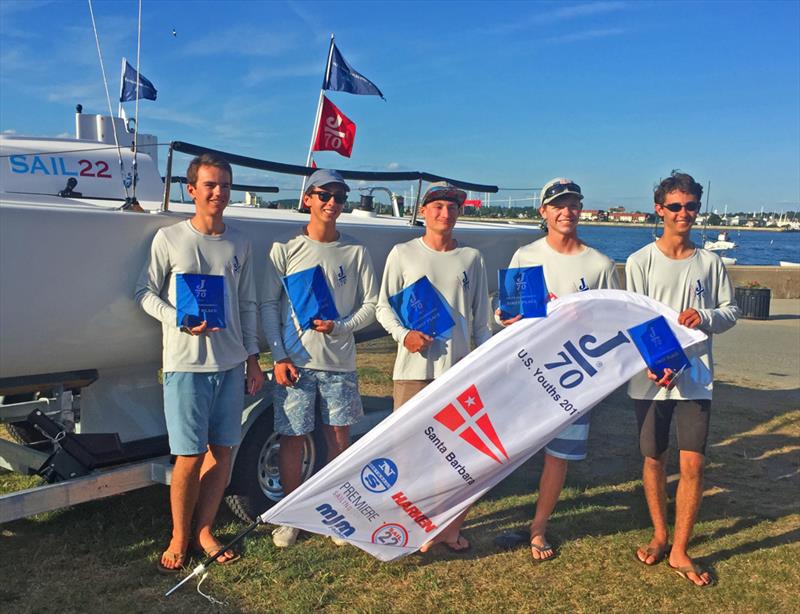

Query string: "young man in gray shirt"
[496, 178, 619, 562]
[136, 153, 264, 573]
[261, 169, 377, 548]
[376, 182, 491, 552]
[627, 171, 738, 586]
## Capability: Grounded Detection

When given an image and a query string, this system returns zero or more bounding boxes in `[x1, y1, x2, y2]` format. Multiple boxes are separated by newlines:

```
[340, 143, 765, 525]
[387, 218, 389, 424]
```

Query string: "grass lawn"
[1, 338, 798, 613]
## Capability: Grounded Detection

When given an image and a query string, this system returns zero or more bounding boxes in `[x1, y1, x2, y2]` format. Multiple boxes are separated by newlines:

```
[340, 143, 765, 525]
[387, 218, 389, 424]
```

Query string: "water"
[574, 225, 800, 266]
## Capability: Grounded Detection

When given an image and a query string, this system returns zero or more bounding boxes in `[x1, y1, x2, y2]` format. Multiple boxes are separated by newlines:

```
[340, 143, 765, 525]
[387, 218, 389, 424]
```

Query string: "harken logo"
[433, 384, 509, 464]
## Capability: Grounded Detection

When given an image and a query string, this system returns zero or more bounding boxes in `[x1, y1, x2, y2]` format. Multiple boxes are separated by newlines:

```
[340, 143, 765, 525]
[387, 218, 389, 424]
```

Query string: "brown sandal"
[157, 550, 186, 575]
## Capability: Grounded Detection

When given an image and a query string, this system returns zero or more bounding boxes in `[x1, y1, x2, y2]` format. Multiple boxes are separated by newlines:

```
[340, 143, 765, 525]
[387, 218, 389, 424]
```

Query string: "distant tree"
[707, 213, 722, 225]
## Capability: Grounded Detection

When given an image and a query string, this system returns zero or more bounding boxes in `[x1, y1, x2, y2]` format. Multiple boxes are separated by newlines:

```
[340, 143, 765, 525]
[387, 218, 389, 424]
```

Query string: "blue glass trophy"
[282, 265, 340, 331]
[497, 266, 548, 319]
[628, 315, 691, 379]
[388, 276, 455, 339]
[176, 274, 226, 328]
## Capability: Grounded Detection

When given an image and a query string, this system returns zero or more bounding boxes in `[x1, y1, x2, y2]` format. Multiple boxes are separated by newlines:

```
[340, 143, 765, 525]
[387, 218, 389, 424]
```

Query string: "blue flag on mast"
[324, 43, 384, 99]
[119, 60, 157, 102]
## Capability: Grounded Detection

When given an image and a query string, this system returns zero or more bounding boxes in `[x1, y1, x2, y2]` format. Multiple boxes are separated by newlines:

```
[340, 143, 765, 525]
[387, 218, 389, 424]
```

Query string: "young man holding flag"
[376, 182, 491, 552]
[261, 169, 378, 548]
[627, 171, 738, 586]
[496, 177, 619, 562]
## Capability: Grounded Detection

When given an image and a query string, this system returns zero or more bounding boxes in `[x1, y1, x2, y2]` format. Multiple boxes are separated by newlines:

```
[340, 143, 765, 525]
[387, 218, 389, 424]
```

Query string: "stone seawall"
[614, 264, 800, 298]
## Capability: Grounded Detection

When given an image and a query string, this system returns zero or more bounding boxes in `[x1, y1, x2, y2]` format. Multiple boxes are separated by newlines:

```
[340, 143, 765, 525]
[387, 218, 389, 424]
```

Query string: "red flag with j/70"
[312, 95, 356, 158]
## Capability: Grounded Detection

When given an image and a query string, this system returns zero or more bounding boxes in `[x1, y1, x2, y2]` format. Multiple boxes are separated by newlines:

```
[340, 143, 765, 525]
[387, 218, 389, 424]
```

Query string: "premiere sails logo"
[433, 384, 509, 464]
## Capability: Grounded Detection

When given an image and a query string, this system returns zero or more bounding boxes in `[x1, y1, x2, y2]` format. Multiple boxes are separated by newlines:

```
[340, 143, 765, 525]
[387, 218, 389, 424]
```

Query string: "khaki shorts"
[392, 379, 433, 411]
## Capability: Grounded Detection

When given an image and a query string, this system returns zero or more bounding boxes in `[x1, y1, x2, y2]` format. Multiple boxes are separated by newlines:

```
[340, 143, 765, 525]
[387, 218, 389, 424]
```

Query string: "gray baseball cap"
[306, 168, 350, 192]
[540, 177, 583, 206]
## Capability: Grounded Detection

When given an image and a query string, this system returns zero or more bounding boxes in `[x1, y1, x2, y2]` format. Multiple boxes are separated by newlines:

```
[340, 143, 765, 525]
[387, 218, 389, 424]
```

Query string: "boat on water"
[779, 261, 800, 267]
[704, 230, 736, 251]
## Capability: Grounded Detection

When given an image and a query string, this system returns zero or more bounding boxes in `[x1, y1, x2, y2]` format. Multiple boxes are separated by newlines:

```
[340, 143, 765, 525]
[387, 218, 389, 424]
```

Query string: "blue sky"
[1, 0, 798, 213]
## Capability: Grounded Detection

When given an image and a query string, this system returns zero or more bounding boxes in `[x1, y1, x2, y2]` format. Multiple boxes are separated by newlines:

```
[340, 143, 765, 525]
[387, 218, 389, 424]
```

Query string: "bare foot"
[195, 533, 238, 564]
[668, 551, 713, 586]
[420, 530, 469, 553]
[530, 533, 556, 561]
[636, 538, 670, 565]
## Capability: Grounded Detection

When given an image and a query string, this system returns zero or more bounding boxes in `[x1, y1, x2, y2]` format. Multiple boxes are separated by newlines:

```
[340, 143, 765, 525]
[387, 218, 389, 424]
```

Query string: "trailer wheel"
[1, 394, 42, 445]
[225, 406, 327, 524]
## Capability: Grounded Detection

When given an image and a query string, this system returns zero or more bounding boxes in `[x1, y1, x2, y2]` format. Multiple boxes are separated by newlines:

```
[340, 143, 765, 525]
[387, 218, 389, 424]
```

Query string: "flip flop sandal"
[668, 562, 716, 587]
[635, 544, 671, 566]
[156, 550, 187, 575]
[530, 540, 558, 563]
[443, 533, 471, 553]
[194, 545, 241, 565]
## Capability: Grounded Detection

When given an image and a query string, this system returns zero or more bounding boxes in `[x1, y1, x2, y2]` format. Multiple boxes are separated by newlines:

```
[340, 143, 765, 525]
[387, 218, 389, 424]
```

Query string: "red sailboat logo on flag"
[312, 95, 356, 158]
[434, 384, 509, 464]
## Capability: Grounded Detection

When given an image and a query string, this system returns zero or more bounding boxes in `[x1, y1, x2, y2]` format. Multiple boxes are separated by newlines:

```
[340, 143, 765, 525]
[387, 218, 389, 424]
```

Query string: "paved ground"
[714, 298, 800, 390]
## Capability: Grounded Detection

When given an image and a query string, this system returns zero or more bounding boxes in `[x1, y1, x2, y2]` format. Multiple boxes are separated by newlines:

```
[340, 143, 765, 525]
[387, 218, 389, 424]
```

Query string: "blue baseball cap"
[306, 169, 350, 192]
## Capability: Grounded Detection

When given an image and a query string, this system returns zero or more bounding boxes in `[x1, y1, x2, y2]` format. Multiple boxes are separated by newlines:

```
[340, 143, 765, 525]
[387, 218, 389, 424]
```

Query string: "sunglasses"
[662, 201, 700, 213]
[544, 182, 581, 199]
[309, 190, 347, 205]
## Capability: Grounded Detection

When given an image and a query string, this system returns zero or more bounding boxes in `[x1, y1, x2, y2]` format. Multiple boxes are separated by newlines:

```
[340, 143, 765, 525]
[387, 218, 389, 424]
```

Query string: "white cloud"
[484, 1, 628, 35]
[542, 27, 627, 43]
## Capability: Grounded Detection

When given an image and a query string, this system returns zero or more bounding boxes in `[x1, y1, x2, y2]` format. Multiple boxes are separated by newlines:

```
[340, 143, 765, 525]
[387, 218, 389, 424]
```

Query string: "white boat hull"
[0, 200, 539, 379]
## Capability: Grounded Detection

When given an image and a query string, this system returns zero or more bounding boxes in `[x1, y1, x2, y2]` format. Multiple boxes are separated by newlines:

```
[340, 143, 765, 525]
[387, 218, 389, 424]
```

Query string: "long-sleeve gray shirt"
[626, 242, 739, 400]
[376, 238, 491, 380]
[135, 219, 258, 373]
[260, 231, 377, 372]
[495, 238, 619, 325]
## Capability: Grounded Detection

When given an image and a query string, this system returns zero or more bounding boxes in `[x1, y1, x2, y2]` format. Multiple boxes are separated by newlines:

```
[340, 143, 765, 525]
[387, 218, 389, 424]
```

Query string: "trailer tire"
[225, 405, 327, 524]
[1, 394, 42, 445]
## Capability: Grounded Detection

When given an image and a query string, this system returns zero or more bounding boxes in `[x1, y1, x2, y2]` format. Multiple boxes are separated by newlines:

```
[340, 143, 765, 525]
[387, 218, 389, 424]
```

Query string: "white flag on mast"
[260, 290, 707, 561]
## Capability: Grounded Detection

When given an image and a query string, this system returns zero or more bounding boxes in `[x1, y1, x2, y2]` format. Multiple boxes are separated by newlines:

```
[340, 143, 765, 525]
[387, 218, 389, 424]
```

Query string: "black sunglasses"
[309, 190, 347, 205]
[662, 201, 700, 212]
[544, 182, 581, 199]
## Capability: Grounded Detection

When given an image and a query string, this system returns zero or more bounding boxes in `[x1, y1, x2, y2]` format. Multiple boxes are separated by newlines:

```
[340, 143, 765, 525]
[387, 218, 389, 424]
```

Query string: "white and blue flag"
[260, 290, 707, 561]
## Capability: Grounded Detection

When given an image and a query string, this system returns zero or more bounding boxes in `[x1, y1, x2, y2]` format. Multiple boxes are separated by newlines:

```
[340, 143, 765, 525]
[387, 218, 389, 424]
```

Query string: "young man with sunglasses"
[136, 153, 264, 573]
[376, 182, 492, 553]
[626, 171, 738, 586]
[495, 177, 619, 562]
[261, 169, 378, 548]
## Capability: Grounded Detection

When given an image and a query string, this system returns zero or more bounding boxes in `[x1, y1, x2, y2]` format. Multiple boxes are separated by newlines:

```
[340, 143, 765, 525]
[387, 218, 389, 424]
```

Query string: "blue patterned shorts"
[273, 368, 364, 436]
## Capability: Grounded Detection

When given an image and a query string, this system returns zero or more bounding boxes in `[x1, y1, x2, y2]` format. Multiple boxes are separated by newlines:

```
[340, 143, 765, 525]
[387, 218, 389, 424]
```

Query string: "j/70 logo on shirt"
[433, 384, 509, 464]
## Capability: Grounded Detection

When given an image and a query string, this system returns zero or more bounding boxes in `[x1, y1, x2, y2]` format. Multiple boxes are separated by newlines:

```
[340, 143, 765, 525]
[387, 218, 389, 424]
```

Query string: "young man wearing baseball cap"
[376, 182, 492, 553]
[261, 169, 378, 548]
[626, 171, 738, 586]
[496, 177, 619, 562]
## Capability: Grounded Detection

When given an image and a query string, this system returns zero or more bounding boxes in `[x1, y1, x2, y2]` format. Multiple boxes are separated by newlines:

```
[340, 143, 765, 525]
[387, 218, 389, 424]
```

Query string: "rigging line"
[86, 0, 130, 200]
[132, 0, 143, 200]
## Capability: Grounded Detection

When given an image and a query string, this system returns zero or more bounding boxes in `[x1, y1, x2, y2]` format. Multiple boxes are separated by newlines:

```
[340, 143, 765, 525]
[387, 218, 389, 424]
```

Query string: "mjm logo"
[315, 503, 356, 538]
